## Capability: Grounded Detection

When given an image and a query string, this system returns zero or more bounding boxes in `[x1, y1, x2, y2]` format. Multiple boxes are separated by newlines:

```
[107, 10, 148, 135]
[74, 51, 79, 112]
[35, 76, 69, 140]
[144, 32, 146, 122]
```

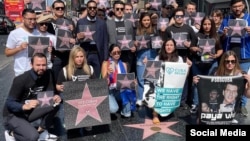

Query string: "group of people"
[3, 0, 250, 140]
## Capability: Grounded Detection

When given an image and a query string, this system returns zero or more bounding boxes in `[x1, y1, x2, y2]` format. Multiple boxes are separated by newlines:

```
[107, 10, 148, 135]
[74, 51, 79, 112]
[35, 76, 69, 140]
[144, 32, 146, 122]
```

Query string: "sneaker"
[190, 104, 197, 114]
[241, 106, 248, 117]
[38, 130, 58, 141]
[231, 119, 238, 124]
[5, 130, 15, 141]
[121, 111, 131, 118]
[136, 100, 143, 106]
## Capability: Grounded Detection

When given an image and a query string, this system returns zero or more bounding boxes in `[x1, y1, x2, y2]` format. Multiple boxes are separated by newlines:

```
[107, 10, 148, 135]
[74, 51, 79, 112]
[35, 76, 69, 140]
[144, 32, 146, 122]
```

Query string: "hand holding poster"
[172, 33, 188, 49]
[198, 39, 215, 62]
[135, 35, 151, 51]
[78, 25, 96, 42]
[55, 28, 74, 50]
[28, 36, 49, 57]
[151, 36, 163, 49]
[116, 73, 136, 90]
[197, 75, 245, 125]
[144, 62, 188, 117]
[228, 19, 247, 37]
[116, 35, 134, 50]
[63, 79, 110, 129]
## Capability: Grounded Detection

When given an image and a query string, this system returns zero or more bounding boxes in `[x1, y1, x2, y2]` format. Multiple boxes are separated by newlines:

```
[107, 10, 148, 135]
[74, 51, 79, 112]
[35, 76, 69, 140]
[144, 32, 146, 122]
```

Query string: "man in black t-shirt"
[3, 53, 61, 141]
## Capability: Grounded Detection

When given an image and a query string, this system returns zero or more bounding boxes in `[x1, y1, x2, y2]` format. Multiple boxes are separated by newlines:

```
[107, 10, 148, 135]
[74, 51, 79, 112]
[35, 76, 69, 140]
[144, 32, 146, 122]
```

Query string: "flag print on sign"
[151, 36, 163, 49]
[149, 0, 161, 11]
[56, 18, 71, 30]
[136, 35, 150, 51]
[157, 18, 169, 30]
[78, 25, 96, 42]
[63, 79, 110, 129]
[28, 36, 49, 57]
[117, 73, 136, 90]
[56, 28, 74, 50]
[172, 32, 188, 49]
[37, 91, 54, 108]
[191, 12, 205, 25]
[199, 39, 215, 62]
[124, 13, 139, 28]
[117, 35, 133, 50]
[228, 19, 247, 37]
[143, 60, 162, 80]
[27, 0, 46, 12]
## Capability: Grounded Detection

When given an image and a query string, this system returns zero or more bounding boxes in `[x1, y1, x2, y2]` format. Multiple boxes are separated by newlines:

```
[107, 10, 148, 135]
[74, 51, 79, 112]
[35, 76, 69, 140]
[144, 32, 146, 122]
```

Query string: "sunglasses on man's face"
[39, 23, 48, 26]
[175, 15, 184, 19]
[88, 6, 97, 10]
[224, 60, 236, 64]
[55, 7, 65, 11]
[115, 8, 124, 11]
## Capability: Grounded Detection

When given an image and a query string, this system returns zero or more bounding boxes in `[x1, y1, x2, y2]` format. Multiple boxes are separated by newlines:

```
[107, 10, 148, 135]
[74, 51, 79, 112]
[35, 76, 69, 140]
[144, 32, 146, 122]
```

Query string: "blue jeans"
[110, 89, 131, 116]
[192, 85, 199, 106]
[136, 65, 145, 100]
[240, 62, 250, 107]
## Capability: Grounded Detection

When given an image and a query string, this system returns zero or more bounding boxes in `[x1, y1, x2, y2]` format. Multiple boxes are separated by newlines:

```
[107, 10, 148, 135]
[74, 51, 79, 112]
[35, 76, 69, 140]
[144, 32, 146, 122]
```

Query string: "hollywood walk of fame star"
[229, 20, 245, 36]
[158, 19, 168, 29]
[29, 38, 48, 56]
[58, 31, 71, 48]
[174, 36, 184, 47]
[38, 92, 53, 107]
[118, 35, 132, 50]
[199, 40, 214, 54]
[152, 37, 163, 48]
[117, 75, 135, 89]
[124, 119, 181, 140]
[65, 84, 107, 126]
[98, 0, 108, 7]
[192, 12, 204, 25]
[126, 14, 138, 27]
[57, 20, 69, 30]
[83, 26, 96, 41]
[31, 0, 44, 9]
[138, 36, 150, 50]
[145, 62, 160, 78]
[150, 0, 161, 10]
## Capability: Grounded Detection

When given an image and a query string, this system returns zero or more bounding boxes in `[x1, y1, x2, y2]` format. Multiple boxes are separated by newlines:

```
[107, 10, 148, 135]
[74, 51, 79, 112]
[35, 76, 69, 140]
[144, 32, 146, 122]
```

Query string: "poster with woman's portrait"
[197, 75, 245, 125]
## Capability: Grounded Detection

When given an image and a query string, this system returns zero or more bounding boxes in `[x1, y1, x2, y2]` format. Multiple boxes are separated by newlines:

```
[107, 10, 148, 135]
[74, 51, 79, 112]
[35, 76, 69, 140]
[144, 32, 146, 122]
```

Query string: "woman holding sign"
[190, 16, 223, 114]
[144, 38, 191, 124]
[101, 44, 136, 118]
[193, 50, 250, 124]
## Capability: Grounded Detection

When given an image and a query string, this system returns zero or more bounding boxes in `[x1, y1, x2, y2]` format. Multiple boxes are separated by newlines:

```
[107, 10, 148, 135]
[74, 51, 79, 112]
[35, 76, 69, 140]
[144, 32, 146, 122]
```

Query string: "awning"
[205, 0, 230, 4]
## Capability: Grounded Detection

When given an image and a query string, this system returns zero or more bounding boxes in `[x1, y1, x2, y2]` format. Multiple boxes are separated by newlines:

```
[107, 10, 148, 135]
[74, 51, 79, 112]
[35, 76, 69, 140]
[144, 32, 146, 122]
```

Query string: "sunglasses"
[39, 23, 48, 26]
[225, 60, 236, 64]
[111, 51, 121, 55]
[55, 7, 65, 11]
[88, 6, 97, 10]
[115, 8, 124, 11]
[175, 15, 184, 19]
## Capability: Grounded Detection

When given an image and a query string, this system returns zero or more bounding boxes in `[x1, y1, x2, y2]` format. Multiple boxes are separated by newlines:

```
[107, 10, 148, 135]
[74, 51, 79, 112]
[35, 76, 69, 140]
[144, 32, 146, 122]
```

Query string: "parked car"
[0, 15, 16, 34]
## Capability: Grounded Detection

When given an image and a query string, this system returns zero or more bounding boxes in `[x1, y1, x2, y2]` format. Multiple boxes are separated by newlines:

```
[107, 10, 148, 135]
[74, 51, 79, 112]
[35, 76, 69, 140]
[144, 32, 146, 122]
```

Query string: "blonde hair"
[66, 45, 91, 80]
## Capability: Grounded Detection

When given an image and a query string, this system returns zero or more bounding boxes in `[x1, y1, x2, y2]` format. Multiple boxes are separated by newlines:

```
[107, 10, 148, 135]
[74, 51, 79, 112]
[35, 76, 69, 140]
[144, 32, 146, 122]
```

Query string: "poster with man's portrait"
[197, 75, 245, 125]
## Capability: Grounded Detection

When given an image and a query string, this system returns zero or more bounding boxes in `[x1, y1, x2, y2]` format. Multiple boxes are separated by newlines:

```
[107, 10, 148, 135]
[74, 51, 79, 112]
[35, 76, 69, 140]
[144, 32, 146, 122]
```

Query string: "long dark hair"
[136, 12, 154, 35]
[159, 38, 179, 62]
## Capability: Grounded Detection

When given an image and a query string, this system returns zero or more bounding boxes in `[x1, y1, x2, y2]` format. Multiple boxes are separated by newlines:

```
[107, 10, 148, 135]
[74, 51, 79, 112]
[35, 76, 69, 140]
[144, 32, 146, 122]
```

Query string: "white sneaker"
[232, 119, 238, 124]
[5, 130, 15, 141]
[136, 100, 143, 106]
[38, 130, 58, 141]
